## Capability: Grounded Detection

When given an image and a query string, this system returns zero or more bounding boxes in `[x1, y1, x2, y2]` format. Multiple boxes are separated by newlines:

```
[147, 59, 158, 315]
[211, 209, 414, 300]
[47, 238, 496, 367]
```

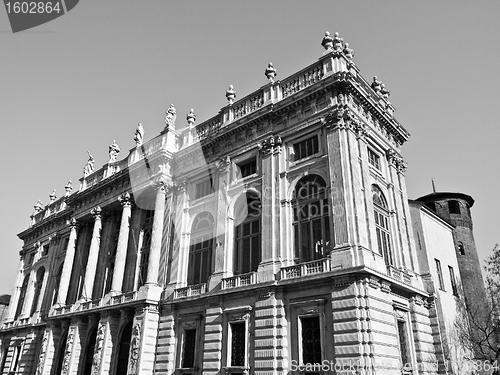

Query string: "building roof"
[416, 192, 474, 208]
[0, 294, 11, 305]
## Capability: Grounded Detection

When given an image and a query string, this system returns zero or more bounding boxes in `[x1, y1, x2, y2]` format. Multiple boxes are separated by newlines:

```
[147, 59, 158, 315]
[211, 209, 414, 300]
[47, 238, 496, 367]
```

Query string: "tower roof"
[416, 192, 474, 208]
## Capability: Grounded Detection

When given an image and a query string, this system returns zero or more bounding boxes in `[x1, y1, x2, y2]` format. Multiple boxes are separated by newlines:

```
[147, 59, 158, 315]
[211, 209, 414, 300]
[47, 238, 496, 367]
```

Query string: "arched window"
[83, 327, 98, 375]
[114, 323, 132, 375]
[30, 267, 45, 316]
[234, 192, 261, 274]
[292, 175, 332, 262]
[14, 274, 30, 320]
[187, 212, 214, 285]
[52, 263, 63, 305]
[372, 185, 393, 266]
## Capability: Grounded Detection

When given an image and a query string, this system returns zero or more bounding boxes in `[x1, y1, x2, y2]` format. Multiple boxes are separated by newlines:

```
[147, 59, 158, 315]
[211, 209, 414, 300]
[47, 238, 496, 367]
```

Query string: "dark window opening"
[182, 329, 197, 368]
[234, 193, 261, 275]
[237, 158, 257, 178]
[435, 259, 445, 291]
[293, 135, 319, 161]
[449, 266, 458, 296]
[114, 323, 132, 375]
[301, 316, 322, 365]
[188, 212, 214, 285]
[397, 319, 410, 369]
[230, 322, 246, 367]
[425, 202, 436, 212]
[458, 242, 465, 256]
[448, 200, 460, 214]
[83, 328, 98, 375]
[368, 148, 381, 170]
[42, 244, 49, 257]
[30, 267, 45, 316]
[15, 275, 30, 320]
[138, 210, 154, 288]
[0, 347, 8, 373]
[195, 176, 213, 199]
[372, 185, 393, 266]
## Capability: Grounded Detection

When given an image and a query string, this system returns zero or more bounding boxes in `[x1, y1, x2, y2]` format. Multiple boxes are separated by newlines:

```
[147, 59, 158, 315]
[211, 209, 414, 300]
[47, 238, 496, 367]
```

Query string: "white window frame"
[290, 132, 321, 164]
[176, 315, 203, 373]
[393, 306, 417, 374]
[223, 306, 252, 374]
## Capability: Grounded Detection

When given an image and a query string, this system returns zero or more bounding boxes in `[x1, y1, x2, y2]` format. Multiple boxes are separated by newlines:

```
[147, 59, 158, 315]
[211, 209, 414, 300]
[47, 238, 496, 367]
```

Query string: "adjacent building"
[0, 31, 486, 375]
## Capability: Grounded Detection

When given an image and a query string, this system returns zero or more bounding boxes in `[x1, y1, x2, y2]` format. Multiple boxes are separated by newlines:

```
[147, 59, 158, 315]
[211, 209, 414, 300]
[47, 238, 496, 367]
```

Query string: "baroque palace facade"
[0, 31, 482, 375]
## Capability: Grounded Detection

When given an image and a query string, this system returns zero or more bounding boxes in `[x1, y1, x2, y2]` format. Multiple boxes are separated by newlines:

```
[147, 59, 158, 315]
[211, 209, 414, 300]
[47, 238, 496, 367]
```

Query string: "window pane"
[231, 322, 246, 366]
[301, 316, 322, 364]
[182, 329, 197, 368]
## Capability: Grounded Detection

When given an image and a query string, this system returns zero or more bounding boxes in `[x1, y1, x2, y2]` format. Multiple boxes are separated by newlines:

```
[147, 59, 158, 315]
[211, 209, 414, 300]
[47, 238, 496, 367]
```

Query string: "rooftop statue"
[65, 180, 73, 196]
[380, 83, 390, 99]
[134, 122, 144, 147]
[109, 140, 120, 162]
[34, 200, 44, 213]
[371, 76, 382, 93]
[186, 109, 196, 126]
[49, 189, 57, 203]
[226, 85, 236, 104]
[165, 104, 177, 128]
[83, 151, 94, 177]
[321, 31, 334, 50]
[343, 43, 354, 59]
[265, 62, 277, 83]
[333, 32, 343, 52]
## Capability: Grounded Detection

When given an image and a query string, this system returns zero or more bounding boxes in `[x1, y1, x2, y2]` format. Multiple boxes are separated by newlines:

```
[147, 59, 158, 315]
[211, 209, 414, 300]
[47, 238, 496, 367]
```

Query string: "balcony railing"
[79, 298, 103, 311]
[280, 258, 331, 280]
[173, 283, 207, 299]
[109, 291, 137, 306]
[221, 272, 257, 289]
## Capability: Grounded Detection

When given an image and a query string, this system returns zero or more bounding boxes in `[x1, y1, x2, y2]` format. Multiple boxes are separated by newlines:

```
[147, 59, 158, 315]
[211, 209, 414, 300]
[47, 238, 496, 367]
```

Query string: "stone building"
[0, 31, 484, 375]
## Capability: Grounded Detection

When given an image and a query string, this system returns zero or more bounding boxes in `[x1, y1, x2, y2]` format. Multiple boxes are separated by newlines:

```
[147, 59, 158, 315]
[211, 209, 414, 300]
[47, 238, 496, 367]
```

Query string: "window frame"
[394, 307, 415, 374]
[187, 212, 215, 286]
[435, 258, 445, 291]
[193, 175, 214, 200]
[233, 193, 261, 275]
[372, 185, 393, 266]
[223, 306, 252, 374]
[234, 157, 257, 180]
[448, 265, 458, 296]
[291, 133, 320, 162]
[176, 316, 203, 373]
[367, 148, 381, 170]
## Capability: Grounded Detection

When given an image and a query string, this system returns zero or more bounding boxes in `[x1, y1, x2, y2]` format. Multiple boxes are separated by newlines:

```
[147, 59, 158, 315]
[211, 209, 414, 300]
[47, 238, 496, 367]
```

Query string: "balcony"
[221, 272, 257, 290]
[108, 291, 137, 306]
[173, 283, 207, 299]
[280, 258, 331, 280]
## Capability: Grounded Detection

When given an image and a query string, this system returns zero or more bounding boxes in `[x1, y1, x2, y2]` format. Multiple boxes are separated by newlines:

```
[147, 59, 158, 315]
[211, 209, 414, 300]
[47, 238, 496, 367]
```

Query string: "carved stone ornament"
[134, 123, 144, 147]
[109, 140, 121, 162]
[186, 109, 196, 127]
[61, 327, 75, 375]
[118, 192, 132, 207]
[321, 31, 333, 50]
[35, 331, 49, 375]
[371, 76, 382, 93]
[129, 322, 142, 372]
[386, 150, 407, 174]
[332, 32, 344, 51]
[34, 200, 44, 214]
[216, 155, 231, 172]
[83, 151, 95, 177]
[343, 42, 354, 59]
[165, 104, 177, 128]
[175, 178, 188, 193]
[92, 323, 105, 374]
[90, 206, 103, 220]
[258, 135, 282, 156]
[226, 85, 236, 104]
[264, 62, 277, 82]
[64, 181, 73, 197]
[49, 189, 57, 203]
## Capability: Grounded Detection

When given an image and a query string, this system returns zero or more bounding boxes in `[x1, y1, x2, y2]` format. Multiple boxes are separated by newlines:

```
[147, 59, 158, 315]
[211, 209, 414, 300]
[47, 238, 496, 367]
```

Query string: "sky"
[1, 1, 499, 295]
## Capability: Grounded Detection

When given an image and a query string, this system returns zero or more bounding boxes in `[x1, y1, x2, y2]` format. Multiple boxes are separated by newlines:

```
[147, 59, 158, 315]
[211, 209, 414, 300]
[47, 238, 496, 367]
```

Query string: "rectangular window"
[368, 148, 381, 170]
[195, 176, 213, 199]
[300, 315, 322, 365]
[397, 319, 410, 370]
[237, 158, 257, 178]
[449, 266, 458, 296]
[1, 347, 8, 373]
[229, 321, 246, 367]
[27, 253, 35, 266]
[42, 244, 49, 257]
[181, 329, 197, 368]
[435, 259, 445, 291]
[293, 135, 319, 161]
[11, 344, 22, 373]
[448, 200, 460, 214]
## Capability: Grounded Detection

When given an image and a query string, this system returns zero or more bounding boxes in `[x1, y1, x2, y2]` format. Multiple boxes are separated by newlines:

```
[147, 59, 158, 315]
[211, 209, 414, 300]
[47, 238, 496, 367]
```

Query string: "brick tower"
[416, 191, 487, 307]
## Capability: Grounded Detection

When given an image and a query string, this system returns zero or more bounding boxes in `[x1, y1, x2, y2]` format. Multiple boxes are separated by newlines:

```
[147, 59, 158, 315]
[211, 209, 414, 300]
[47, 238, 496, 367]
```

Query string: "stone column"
[110, 193, 132, 295]
[146, 182, 167, 285]
[81, 207, 103, 301]
[6, 256, 25, 321]
[57, 219, 78, 306]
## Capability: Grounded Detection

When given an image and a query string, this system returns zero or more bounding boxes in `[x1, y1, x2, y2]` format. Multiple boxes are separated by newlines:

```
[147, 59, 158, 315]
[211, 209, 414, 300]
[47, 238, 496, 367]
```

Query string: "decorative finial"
[34, 200, 44, 213]
[65, 181, 73, 196]
[333, 32, 343, 51]
[165, 104, 177, 129]
[343, 42, 354, 59]
[432, 179, 436, 193]
[265, 62, 277, 82]
[371, 76, 382, 93]
[83, 151, 94, 177]
[49, 189, 57, 203]
[109, 140, 120, 162]
[226, 85, 236, 104]
[186, 109, 196, 127]
[321, 31, 333, 50]
[134, 123, 144, 147]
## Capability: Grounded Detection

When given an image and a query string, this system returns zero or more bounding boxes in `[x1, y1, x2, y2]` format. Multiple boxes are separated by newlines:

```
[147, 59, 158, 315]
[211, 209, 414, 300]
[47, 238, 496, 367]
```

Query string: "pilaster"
[154, 304, 176, 375]
[202, 304, 223, 375]
[128, 304, 160, 375]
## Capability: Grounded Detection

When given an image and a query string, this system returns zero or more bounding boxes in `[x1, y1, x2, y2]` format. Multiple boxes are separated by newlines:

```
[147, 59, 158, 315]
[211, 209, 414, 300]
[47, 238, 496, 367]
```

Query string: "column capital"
[67, 218, 79, 230]
[118, 192, 132, 207]
[91, 206, 103, 220]
[216, 155, 231, 172]
[151, 178, 171, 194]
[174, 178, 188, 193]
[258, 135, 282, 156]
